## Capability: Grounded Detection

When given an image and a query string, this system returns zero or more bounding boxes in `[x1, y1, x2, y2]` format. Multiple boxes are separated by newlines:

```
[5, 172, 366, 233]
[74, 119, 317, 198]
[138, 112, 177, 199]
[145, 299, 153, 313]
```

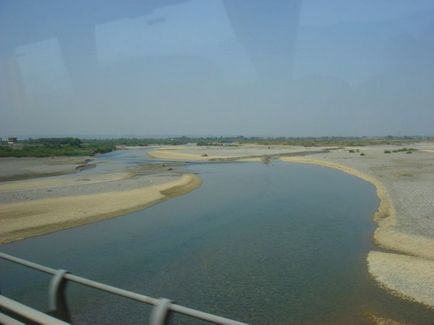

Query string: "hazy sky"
[1, 0, 434, 137]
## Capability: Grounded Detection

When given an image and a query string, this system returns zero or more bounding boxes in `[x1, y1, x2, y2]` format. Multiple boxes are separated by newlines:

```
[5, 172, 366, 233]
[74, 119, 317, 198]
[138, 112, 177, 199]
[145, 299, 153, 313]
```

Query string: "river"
[1, 150, 433, 324]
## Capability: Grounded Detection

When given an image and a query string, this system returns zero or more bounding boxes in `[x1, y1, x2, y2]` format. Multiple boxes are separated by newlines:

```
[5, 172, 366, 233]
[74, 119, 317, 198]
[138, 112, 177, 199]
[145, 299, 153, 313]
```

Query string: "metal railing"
[0, 252, 248, 325]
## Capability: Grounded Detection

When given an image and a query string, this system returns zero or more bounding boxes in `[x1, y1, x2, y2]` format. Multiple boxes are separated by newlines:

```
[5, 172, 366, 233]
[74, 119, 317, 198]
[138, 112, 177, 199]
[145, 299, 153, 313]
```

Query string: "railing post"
[48, 269, 70, 322]
[149, 298, 172, 325]
[1, 252, 249, 324]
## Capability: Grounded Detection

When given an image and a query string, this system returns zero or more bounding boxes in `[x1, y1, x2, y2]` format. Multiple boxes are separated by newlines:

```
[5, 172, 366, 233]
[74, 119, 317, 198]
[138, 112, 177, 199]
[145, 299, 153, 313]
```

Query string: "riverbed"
[1, 153, 433, 324]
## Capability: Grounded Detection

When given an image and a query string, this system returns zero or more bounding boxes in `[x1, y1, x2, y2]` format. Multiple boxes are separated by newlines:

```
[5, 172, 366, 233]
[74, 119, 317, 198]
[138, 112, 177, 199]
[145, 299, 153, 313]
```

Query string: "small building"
[7, 137, 17, 144]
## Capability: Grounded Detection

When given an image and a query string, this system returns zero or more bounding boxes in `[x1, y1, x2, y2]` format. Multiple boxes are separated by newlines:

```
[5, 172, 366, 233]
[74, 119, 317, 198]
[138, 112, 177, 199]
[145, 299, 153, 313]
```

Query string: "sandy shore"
[368, 251, 434, 307]
[0, 157, 93, 181]
[0, 171, 201, 244]
[0, 171, 132, 193]
[149, 148, 230, 161]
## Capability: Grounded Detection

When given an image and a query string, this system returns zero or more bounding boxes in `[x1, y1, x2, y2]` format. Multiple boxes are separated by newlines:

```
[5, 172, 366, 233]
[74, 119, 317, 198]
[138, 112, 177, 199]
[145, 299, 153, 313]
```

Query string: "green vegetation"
[392, 147, 417, 153]
[26, 137, 83, 147]
[0, 138, 114, 157]
[384, 148, 417, 155]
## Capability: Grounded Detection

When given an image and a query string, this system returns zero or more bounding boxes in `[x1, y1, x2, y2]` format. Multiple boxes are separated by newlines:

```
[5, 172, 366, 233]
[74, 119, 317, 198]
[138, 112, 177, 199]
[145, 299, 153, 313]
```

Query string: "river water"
[1, 150, 433, 324]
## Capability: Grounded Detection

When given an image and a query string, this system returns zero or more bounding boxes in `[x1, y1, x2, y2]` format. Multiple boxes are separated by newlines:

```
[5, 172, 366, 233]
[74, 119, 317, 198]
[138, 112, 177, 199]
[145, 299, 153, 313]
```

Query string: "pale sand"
[368, 251, 434, 308]
[369, 314, 406, 325]
[0, 174, 201, 243]
[236, 157, 263, 162]
[280, 155, 434, 308]
[148, 144, 312, 162]
[0, 157, 92, 181]
[0, 172, 132, 192]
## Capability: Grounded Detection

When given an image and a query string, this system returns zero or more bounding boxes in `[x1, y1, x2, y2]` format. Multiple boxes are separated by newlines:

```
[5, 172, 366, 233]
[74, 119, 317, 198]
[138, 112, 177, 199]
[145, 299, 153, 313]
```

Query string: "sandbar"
[0, 173, 201, 243]
[148, 144, 329, 162]
[0, 157, 92, 181]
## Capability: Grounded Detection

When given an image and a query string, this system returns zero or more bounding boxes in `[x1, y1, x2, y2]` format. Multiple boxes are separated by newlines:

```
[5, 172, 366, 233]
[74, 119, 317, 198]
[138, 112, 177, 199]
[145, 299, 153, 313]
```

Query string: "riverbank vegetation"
[0, 138, 113, 157]
[384, 147, 417, 154]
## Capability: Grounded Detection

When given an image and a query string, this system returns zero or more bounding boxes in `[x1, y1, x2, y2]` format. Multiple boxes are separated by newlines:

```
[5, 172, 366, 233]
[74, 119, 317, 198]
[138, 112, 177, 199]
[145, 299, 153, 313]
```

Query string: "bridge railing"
[0, 252, 248, 325]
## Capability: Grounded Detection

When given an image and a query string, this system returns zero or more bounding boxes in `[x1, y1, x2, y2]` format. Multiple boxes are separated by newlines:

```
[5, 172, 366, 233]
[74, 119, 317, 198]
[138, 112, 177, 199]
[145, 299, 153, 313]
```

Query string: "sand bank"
[0, 174, 201, 243]
[368, 251, 434, 308]
[0, 171, 131, 192]
[280, 154, 434, 308]
[0, 157, 92, 181]
[148, 145, 321, 162]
